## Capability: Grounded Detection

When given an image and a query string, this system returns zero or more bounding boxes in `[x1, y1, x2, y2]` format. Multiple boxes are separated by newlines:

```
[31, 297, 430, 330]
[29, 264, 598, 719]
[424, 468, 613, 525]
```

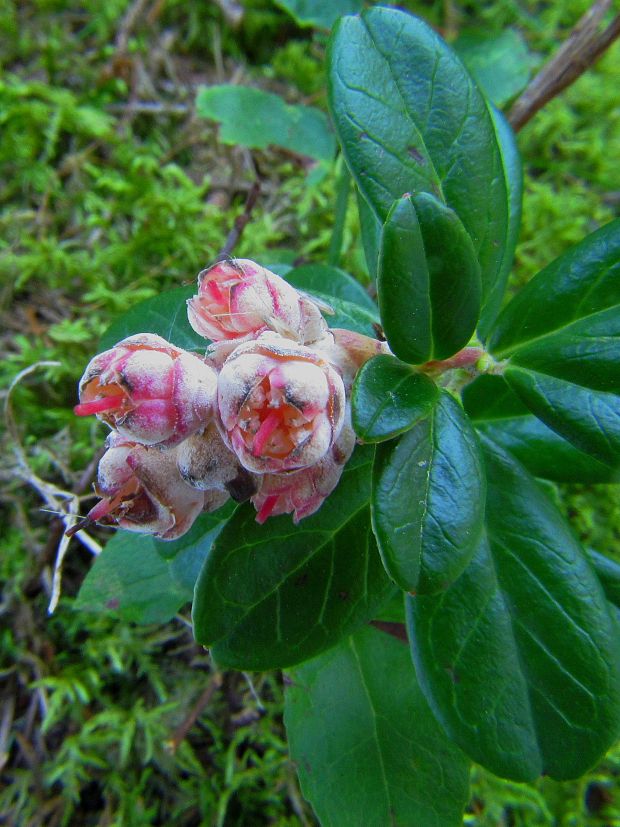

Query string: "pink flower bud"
[75, 334, 217, 447]
[73, 440, 207, 540]
[252, 413, 356, 523]
[187, 258, 327, 345]
[217, 333, 346, 474]
[314, 328, 390, 391]
[176, 424, 259, 502]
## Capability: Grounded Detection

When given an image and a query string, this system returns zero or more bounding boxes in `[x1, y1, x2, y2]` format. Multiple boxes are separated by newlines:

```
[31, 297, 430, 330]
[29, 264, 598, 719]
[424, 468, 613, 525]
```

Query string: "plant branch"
[508, 0, 620, 131]
[166, 672, 223, 754]
[217, 181, 261, 260]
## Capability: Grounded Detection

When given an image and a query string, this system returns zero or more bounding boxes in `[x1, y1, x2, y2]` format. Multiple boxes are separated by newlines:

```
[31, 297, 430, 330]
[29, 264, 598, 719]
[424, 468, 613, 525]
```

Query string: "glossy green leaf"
[328, 7, 508, 302]
[588, 549, 620, 610]
[372, 391, 485, 594]
[99, 286, 205, 352]
[488, 220, 620, 466]
[478, 105, 523, 337]
[153, 505, 235, 590]
[489, 218, 620, 355]
[285, 263, 377, 311]
[408, 436, 620, 781]
[357, 188, 382, 280]
[352, 354, 438, 442]
[275, 0, 362, 29]
[192, 446, 394, 670]
[464, 375, 616, 483]
[477, 410, 617, 483]
[285, 626, 470, 827]
[291, 288, 379, 336]
[505, 366, 620, 468]
[196, 85, 335, 161]
[75, 531, 189, 624]
[454, 29, 533, 107]
[379, 193, 481, 363]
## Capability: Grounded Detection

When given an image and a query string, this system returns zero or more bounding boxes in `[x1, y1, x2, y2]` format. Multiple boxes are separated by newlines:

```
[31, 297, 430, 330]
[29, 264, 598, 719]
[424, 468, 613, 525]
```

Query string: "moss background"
[1, 0, 619, 824]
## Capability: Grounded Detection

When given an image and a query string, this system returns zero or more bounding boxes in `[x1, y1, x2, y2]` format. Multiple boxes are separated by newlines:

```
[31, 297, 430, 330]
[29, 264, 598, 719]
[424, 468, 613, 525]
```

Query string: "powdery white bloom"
[176, 423, 259, 503]
[73, 437, 222, 540]
[187, 258, 327, 346]
[252, 410, 356, 523]
[75, 334, 217, 447]
[217, 332, 346, 474]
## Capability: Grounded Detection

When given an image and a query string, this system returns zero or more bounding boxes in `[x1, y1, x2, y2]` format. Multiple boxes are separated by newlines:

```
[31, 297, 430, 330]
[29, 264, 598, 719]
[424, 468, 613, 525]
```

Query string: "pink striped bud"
[217, 333, 346, 474]
[187, 258, 327, 345]
[252, 412, 356, 523]
[314, 328, 390, 392]
[176, 423, 259, 503]
[74, 440, 207, 540]
[75, 334, 217, 447]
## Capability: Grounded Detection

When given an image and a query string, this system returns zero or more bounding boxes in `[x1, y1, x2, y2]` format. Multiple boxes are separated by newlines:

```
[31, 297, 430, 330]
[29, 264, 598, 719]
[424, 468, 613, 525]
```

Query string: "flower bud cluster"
[72, 259, 386, 540]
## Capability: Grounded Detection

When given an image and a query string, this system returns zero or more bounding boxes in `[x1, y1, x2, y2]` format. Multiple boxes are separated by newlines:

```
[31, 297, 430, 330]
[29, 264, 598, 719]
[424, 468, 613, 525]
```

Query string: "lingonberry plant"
[72, 7, 620, 825]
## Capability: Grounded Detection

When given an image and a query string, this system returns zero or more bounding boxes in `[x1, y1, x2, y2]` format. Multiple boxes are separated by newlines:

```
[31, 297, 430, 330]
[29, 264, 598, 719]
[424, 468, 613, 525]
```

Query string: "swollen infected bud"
[176, 424, 259, 502]
[217, 333, 346, 474]
[71, 439, 206, 540]
[187, 258, 327, 345]
[314, 328, 391, 391]
[252, 411, 356, 523]
[75, 334, 217, 446]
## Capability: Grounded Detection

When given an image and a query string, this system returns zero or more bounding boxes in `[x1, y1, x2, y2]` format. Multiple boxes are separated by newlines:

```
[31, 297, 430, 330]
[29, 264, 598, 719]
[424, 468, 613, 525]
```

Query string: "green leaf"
[408, 436, 620, 781]
[290, 288, 379, 336]
[196, 85, 335, 161]
[488, 220, 620, 466]
[351, 354, 438, 442]
[489, 218, 620, 355]
[285, 626, 470, 827]
[372, 391, 485, 594]
[75, 531, 189, 624]
[328, 7, 508, 304]
[477, 105, 523, 337]
[588, 549, 620, 610]
[192, 446, 394, 670]
[454, 29, 533, 107]
[286, 263, 377, 311]
[504, 366, 620, 468]
[378, 193, 481, 363]
[153, 505, 235, 591]
[275, 0, 363, 29]
[99, 286, 205, 352]
[356, 188, 381, 280]
[464, 375, 616, 483]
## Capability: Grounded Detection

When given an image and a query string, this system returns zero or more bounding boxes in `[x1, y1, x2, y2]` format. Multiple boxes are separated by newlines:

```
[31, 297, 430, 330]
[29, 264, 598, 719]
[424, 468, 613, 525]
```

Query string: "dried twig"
[508, 0, 620, 131]
[4, 363, 102, 613]
[115, 0, 151, 53]
[166, 672, 223, 754]
[217, 181, 261, 260]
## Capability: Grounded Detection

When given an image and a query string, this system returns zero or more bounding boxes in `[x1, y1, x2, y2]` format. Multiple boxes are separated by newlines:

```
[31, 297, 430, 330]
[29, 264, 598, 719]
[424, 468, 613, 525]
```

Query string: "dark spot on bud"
[225, 469, 258, 502]
[372, 322, 386, 341]
[407, 146, 425, 163]
[332, 445, 347, 465]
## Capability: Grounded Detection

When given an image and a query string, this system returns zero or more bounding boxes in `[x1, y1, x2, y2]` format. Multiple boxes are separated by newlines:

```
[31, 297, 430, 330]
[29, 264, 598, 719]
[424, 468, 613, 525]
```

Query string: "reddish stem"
[422, 347, 483, 374]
